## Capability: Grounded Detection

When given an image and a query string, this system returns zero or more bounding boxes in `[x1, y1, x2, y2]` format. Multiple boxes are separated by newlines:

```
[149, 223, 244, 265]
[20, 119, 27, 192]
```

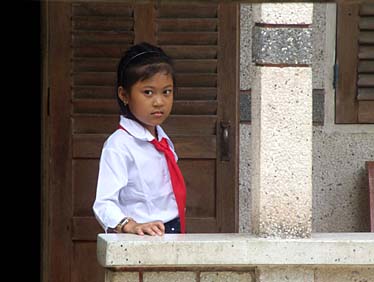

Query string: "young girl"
[93, 42, 186, 236]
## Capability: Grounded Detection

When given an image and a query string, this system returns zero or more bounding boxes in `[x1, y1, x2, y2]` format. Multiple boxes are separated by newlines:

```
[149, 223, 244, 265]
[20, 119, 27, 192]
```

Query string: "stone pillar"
[251, 3, 314, 282]
[251, 3, 313, 239]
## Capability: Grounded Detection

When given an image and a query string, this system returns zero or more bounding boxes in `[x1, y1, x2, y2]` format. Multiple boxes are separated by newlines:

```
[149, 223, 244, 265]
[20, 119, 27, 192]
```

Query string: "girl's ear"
[118, 86, 129, 105]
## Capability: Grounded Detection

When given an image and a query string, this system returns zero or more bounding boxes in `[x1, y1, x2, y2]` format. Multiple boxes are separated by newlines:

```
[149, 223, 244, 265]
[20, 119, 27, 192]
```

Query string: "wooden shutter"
[155, 5, 220, 232]
[336, 1, 374, 123]
[154, 3, 239, 233]
[46, 1, 238, 282]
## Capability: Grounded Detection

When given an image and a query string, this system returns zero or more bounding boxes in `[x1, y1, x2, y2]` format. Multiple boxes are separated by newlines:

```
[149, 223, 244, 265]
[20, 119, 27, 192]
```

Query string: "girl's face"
[119, 72, 174, 137]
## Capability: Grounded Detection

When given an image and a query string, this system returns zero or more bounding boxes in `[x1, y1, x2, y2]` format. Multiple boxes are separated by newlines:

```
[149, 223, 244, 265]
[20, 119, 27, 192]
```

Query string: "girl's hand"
[123, 219, 165, 236]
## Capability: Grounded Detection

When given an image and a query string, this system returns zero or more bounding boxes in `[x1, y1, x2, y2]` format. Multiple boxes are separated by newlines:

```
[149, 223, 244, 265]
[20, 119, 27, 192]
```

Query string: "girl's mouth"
[152, 111, 163, 117]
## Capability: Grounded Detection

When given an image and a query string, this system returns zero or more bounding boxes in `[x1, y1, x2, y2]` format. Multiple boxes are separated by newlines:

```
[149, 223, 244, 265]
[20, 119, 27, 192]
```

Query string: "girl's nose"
[153, 94, 164, 106]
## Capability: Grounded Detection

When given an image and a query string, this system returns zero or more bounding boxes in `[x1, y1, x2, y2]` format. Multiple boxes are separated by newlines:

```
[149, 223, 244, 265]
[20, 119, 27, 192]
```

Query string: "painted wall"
[239, 3, 374, 233]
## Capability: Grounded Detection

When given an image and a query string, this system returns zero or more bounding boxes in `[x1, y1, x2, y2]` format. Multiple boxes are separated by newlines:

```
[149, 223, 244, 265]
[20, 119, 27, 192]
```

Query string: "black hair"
[116, 42, 176, 118]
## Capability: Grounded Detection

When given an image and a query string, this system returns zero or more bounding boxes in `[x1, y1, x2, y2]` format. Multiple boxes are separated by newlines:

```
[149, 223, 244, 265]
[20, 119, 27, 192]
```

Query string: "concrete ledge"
[97, 233, 374, 268]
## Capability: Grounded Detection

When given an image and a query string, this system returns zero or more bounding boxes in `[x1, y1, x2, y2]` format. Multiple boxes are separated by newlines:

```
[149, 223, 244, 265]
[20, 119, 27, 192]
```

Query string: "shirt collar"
[119, 115, 169, 142]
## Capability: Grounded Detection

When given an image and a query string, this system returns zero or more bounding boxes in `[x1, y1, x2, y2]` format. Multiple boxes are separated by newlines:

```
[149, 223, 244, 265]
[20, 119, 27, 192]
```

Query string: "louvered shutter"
[336, 2, 374, 123]
[156, 5, 220, 231]
[72, 3, 135, 282]
[47, 2, 238, 282]
[357, 3, 374, 122]
[154, 3, 239, 233]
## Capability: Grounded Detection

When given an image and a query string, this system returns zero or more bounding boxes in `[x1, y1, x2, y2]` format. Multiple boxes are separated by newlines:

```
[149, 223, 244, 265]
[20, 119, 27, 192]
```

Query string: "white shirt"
[93, 116, 179, 232]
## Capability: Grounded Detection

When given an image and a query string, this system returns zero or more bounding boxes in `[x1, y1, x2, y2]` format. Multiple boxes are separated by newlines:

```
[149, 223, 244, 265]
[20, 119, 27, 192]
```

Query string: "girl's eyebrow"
[141, 84, 173, 89]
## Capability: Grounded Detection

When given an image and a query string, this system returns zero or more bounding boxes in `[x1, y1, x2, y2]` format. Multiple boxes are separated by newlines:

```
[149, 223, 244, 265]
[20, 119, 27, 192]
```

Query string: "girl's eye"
[143, 90, 153, 96]
[164, 89, 173, 95]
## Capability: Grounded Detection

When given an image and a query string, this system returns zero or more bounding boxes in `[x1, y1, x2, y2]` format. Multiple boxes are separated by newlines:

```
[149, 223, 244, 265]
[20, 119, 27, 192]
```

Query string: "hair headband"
[123, 51, 161, 70]
[119, 50, 165, 84]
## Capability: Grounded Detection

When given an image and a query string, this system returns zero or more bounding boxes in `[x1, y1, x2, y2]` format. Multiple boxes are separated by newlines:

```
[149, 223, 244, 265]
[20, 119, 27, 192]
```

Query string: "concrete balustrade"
[97, 233, 374, 282]
[96, 3, 374, 282]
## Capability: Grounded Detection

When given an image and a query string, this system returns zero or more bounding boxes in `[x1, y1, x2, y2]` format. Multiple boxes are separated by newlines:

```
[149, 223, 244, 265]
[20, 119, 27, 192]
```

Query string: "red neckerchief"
[118, 124, 186, 233]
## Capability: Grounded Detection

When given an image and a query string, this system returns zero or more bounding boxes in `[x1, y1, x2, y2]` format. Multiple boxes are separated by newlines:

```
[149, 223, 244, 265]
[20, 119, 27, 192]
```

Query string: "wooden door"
[44, 1, 239, 282]
[336, 1, 374, 123]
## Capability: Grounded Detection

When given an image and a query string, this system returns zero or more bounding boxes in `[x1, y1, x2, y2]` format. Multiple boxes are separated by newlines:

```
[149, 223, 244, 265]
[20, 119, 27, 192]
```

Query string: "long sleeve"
[93, 148, 128, 232]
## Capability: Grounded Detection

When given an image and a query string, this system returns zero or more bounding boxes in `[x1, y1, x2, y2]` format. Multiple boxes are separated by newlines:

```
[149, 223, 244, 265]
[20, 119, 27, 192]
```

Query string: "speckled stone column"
[251, 3, 313, 239]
